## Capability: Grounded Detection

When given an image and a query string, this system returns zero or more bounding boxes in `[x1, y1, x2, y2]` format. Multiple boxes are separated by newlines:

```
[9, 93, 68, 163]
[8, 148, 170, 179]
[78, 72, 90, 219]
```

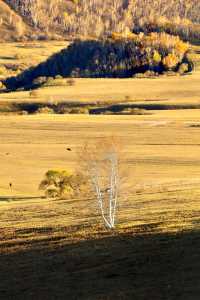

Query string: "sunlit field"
[1, 111, 200, 232]
[0, 41, 67, 79]
[0, 43, 200, 300]
[0, 112, 200, 299]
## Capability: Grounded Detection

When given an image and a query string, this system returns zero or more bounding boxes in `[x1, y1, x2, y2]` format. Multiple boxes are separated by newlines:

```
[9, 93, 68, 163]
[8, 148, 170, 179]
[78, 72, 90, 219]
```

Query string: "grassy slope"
[0, 116, 200, 299]
[1, 73, 199, 105]
[0, 0, 31, 41]
[0, 41, 67, 80]
[1, 112, 200, 195]
[0, 44, 200, 299]
[0, 112, 200, 298]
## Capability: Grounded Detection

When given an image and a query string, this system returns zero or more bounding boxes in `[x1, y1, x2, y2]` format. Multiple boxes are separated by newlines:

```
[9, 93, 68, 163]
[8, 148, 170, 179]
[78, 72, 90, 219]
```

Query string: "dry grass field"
[0, 73, 200, 105]
[0, 112, 200, 299]
[0, 41, 67, 79]
[0, 43, 200, 299]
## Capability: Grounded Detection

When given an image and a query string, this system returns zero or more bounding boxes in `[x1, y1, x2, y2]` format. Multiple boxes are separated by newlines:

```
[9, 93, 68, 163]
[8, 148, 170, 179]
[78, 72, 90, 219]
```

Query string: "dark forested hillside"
[4, 32, 190, 90]
[1, 0, 200, 41]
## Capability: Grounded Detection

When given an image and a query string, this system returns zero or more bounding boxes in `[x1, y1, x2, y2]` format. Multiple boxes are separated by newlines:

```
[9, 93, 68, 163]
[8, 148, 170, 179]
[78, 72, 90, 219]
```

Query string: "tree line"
[4, 32, 190, 90]
[4, 0, 200, 42]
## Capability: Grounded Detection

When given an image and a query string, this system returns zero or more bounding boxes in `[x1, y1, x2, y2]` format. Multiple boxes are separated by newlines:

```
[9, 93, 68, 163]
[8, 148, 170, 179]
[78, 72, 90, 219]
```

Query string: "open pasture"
[0, 44, 200, 300]
[0, 112, 200, 299]
[1, 72, 200, 106]
[0, 112, 200, 227]
[0, 41, 67, 79]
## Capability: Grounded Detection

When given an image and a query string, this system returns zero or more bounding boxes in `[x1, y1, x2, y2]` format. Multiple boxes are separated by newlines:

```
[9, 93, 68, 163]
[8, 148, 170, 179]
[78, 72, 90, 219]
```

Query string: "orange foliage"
[162, 53, 179, 69]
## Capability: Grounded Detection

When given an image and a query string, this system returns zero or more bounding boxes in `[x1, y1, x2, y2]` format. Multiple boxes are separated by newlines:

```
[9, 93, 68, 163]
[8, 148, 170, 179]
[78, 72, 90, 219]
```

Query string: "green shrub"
[39, 169, 87, 198]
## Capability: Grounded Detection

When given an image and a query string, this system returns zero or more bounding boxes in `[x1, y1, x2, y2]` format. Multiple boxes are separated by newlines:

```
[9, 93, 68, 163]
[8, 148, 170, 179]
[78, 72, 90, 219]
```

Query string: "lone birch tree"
[80, 137, 122, 229]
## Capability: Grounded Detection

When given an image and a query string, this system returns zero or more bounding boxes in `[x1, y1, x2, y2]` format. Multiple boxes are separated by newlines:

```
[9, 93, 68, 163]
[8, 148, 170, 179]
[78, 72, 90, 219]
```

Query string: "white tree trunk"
[89, 152, 119, 229]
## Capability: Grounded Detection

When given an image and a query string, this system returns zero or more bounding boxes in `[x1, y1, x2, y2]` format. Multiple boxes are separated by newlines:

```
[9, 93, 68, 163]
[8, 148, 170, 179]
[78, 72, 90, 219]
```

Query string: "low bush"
[36, 106, 55, 114]
[134, 70, 158, 78]
[55, 75, 63, 80]
[39, 169, 87, 199]
[69, 107, 89, 114]
[32, 76, 47, 86]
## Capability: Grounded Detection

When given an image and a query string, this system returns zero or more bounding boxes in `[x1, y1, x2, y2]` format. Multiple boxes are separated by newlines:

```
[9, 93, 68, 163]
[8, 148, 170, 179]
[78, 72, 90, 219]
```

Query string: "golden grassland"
[0, 112, 200, 299]
[0, 41, 67, 79]
[0, 43, 200, 299]
[0, 72, 200, 105]
[0, 112, 200, 236]
[1, 112, 200, 195]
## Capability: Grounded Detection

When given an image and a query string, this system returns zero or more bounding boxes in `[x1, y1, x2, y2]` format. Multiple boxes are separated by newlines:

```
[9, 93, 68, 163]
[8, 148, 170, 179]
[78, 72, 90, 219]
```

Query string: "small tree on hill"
[39, 169, 85, 198]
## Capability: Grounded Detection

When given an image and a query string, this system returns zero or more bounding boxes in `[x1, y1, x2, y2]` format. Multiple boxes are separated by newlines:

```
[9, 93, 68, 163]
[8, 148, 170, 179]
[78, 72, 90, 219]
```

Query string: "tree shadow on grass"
[0, 196, 45, 202]
[0, 228, 199, 300]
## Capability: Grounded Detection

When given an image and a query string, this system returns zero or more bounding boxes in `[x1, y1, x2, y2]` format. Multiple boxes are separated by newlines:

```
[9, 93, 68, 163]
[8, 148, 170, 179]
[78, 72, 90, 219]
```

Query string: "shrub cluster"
[39, 169, 88, 199]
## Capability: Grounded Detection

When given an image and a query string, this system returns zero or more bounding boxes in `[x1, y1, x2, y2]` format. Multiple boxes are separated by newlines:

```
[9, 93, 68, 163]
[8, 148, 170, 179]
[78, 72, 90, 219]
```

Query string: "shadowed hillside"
[4, 33, 190, 90]
[0, 228, 199, 299]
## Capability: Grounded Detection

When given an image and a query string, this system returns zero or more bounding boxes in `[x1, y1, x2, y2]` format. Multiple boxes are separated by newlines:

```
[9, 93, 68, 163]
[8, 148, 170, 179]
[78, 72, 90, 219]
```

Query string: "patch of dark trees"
[3, 39, 189, 91]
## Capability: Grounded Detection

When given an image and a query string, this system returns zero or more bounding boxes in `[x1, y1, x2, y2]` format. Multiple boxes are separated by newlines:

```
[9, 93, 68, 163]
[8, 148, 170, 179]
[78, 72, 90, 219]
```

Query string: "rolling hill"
[0, 0, 32, 41]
